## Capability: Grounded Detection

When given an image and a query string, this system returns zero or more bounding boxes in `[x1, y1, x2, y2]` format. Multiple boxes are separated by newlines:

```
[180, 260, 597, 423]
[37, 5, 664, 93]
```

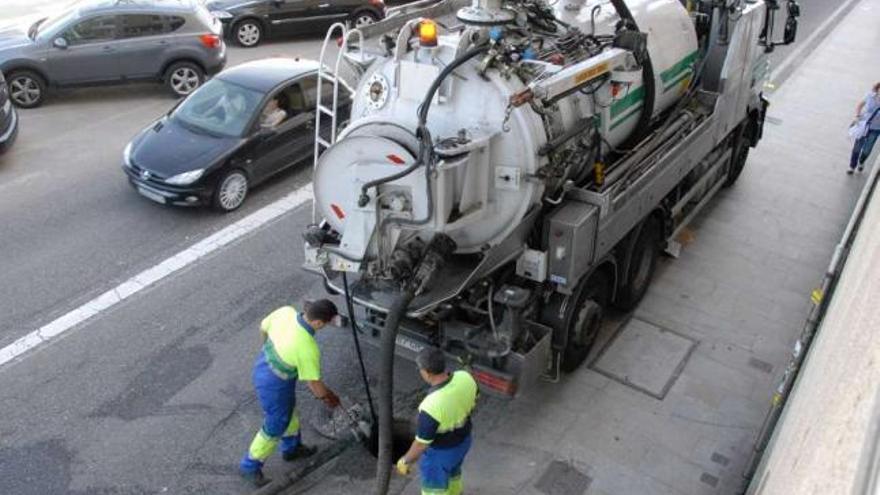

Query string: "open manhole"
[364, 418, 414, 462]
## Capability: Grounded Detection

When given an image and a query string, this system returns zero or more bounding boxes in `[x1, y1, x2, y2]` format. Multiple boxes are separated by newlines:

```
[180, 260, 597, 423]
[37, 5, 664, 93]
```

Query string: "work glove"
[322, 390, 341, 409]
[396, 458, 411, 476]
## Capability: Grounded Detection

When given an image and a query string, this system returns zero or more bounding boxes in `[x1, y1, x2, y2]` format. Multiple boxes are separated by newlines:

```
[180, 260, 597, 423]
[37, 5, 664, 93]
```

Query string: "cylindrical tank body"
[314, 0, 697, 256]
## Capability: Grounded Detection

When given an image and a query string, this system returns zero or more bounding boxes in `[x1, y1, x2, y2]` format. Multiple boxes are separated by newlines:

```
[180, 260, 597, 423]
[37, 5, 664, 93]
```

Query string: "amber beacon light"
[419, 19, 438, 47]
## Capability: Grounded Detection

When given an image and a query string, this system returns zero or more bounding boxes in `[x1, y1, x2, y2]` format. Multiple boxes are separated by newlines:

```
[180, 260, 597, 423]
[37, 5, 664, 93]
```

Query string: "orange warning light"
[419, 19, 438, 47]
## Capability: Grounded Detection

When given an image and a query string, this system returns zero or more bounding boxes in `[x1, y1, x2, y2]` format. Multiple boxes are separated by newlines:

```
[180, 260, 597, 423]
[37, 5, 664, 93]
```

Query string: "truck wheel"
[723, 124, 750, 188]
[614, 219, 661, 311]
[560, 272, 609, 372]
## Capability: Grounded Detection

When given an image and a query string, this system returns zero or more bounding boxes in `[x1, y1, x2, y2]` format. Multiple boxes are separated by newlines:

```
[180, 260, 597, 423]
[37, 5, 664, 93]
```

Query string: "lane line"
[0, 183, 313, 368]
[770, 0, 861, 84]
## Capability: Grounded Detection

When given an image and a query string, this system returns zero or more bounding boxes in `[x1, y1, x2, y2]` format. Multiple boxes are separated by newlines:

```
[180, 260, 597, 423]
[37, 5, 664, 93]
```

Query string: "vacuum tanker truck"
[303, 0, 800, 395]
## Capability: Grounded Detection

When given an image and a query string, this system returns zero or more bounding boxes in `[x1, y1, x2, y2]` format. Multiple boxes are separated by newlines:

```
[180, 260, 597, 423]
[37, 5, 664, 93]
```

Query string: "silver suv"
[0, 0, 227, 108]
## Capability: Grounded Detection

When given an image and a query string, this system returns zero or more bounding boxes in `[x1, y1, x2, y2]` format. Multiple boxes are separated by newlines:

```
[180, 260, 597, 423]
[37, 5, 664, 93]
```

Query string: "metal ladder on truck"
[313, 23, 365, 221]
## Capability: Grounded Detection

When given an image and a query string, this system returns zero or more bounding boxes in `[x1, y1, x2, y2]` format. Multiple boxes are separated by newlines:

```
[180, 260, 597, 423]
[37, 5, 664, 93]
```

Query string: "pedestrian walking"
[397, 348, 478, 495]
[239, 299, 343, 487]
[848, 82, 880, 174]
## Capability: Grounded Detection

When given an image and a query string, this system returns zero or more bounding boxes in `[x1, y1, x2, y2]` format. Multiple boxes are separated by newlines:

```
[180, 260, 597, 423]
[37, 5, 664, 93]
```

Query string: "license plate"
[137, 186, 166, 204]
[395, 334, 425, 353]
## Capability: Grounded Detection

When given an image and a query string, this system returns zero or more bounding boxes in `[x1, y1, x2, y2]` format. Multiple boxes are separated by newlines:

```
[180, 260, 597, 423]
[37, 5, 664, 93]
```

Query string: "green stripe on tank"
[610, 103, 644, 131]
[264, 340, 298, 378]
[663, 70, 692, 92]
[611, 85, 646, 119]
[661, 50, 698, 84]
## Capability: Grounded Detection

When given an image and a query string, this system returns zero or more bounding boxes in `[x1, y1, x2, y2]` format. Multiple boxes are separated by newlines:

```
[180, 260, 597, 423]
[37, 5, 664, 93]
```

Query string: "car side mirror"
[53, 37, 68, 49]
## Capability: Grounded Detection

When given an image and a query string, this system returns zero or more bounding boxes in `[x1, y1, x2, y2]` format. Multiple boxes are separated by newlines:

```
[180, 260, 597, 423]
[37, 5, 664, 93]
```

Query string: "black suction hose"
[371, 44, 488, 495]
[609, 0, 656, 148]
[343, 272, 377, 423]
[374, 289, 416, 495]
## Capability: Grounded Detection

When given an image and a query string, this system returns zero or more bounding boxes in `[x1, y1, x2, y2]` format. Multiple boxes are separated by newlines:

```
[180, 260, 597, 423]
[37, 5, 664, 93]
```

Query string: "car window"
[64, 15, 117, 45]
[120, 14, 184, 38]
[172, 78, 263, 138]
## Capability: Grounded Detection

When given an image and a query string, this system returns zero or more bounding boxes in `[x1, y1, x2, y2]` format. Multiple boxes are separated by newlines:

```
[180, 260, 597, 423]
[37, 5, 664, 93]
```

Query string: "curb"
[250, 436, 360, 495]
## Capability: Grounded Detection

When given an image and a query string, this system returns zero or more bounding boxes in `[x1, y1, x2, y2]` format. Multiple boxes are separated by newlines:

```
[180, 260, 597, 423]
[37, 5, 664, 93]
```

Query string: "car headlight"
[211, 10, 234, 19]
[165, 169, 205, 185]
[123, 142, 133, 167]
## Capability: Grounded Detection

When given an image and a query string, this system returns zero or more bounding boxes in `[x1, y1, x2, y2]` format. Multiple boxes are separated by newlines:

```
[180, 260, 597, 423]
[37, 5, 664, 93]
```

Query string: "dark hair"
[416, 348, 446, 375]
[305, 299, 338, 323]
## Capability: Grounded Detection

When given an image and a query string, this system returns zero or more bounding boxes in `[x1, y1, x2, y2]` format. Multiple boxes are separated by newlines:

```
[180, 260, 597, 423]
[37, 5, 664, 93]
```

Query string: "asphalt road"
[0, 0, 853, 493]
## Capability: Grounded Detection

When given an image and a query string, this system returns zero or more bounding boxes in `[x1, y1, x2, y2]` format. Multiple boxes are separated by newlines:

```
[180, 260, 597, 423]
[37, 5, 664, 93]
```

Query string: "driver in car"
[260, 95, 288, 129]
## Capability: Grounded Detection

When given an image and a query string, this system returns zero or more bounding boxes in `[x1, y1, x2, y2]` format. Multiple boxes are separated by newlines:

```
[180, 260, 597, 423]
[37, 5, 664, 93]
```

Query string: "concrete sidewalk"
[280, 1, 880, 494]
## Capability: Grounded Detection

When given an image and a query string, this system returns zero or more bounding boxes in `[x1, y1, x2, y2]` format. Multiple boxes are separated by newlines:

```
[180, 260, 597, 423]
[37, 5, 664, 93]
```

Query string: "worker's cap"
[304, 299, 339, 324]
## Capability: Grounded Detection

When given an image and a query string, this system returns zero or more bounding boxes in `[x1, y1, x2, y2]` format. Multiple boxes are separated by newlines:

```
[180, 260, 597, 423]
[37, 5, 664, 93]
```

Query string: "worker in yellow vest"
[239, 299, 342, 486]
[397, 348, 478, 495]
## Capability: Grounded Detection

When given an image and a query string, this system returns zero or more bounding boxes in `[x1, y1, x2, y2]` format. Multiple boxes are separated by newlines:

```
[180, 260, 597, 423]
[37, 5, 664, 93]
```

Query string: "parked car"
[0, 0, 226, 108]
[206, 0, 386, 47]
[0, 71, 19, 153]
[123, 58, 352, 212]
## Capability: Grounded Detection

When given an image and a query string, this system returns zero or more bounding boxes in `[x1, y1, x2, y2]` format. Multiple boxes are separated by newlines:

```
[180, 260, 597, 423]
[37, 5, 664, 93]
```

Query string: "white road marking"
[0, 183, 313, 368]
[770, 0, 861, 83]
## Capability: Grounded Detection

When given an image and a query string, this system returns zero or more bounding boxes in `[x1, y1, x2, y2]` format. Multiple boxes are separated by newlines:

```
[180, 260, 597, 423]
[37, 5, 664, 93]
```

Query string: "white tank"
[314, 0, 697, 262]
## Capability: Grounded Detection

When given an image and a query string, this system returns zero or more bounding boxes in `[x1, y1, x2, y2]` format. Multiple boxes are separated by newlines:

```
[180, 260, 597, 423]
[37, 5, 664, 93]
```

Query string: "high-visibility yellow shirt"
[416, 370, 478, 447]
[260, 306, 321, 381]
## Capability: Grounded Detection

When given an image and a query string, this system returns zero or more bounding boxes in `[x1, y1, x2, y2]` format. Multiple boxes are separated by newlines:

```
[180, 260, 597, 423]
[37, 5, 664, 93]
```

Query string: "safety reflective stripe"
[263, 339, 298, 379]
[248, 429, 280, 462]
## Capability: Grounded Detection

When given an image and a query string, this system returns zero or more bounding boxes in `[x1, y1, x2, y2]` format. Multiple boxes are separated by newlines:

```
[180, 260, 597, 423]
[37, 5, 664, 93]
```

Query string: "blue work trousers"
[850, 129, 880, 170]
[239, 354, 301, 474]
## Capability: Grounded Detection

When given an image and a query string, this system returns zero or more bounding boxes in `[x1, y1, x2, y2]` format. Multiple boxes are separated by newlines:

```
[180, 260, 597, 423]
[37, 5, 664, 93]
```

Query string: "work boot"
[282, 444, 318, 461]
[240, 469, 269, 487]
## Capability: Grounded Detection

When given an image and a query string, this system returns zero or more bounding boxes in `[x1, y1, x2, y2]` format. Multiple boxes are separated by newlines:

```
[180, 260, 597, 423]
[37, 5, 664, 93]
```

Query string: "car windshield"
[30, 3, 80, 40]
[172, 78, 264, 138]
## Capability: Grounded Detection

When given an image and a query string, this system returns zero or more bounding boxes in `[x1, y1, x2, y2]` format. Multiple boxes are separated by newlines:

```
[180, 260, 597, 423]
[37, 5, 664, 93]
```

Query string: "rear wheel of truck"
[560, 272, 610, 372]
[723, 123, 751, 187]
[614, 218, 661, 311]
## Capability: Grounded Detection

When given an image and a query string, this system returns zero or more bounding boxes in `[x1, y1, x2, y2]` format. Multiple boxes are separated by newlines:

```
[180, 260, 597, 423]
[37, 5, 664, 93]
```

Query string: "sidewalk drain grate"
[534, 460, 592, 495]
[711, 452, 731, 467]
[700, 472, 720, 488]
[590, 317, 697, 400]
[748, 357, 773, 374]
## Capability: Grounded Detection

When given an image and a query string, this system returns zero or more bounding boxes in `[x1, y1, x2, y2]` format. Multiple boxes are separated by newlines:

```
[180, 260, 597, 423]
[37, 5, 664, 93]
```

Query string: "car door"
[45, 15, 121, 85]
[249, 80, 315, 182]
[116, 14, 182, 79]
[267, 0, 338, 34]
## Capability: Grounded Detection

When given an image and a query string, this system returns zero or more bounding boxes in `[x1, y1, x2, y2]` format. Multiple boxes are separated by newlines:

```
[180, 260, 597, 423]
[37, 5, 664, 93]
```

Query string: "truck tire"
[614, 218, 661, 311]
[723, 124, 750, 188]
[560, 272, 609, 372]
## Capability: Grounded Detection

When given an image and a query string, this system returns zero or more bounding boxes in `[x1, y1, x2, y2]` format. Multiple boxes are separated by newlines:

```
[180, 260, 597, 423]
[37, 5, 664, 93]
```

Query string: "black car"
[123, 58, 351, 212]
[206, 0, 387, 47]
[0, 71, 19, 154]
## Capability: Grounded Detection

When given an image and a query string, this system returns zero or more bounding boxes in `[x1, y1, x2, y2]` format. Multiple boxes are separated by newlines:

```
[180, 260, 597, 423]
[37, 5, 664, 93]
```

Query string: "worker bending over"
[397, 348, 478, 495]
[239, 299, 342, 486]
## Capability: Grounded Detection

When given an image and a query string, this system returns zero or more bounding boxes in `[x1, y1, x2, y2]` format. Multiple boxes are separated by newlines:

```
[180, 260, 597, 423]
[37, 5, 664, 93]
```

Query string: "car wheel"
[213, 169, 249, 213]
[351, 10, 379, 28]
[7, 70, 46, 108]
[234, 19, 262, 47]
[165, 62, 204, 98]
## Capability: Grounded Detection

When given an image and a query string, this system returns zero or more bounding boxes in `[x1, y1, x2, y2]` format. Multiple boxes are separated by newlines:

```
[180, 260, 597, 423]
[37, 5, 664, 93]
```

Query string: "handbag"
[850, 105, 880, 141]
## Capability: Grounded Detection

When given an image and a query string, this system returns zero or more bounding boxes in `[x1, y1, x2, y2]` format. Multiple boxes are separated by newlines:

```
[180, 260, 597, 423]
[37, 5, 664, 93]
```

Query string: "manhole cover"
[534, 460, 592, 495]
[591, 317, 696, 399]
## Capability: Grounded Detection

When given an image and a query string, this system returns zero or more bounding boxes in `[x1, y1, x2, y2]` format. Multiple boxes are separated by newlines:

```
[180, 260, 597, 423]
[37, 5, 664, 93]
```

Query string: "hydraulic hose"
[343, 272, 377, 423]
[359, 44, 489, 208]
[609, 0, 656, 148]
[374, 290, 415, 495]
